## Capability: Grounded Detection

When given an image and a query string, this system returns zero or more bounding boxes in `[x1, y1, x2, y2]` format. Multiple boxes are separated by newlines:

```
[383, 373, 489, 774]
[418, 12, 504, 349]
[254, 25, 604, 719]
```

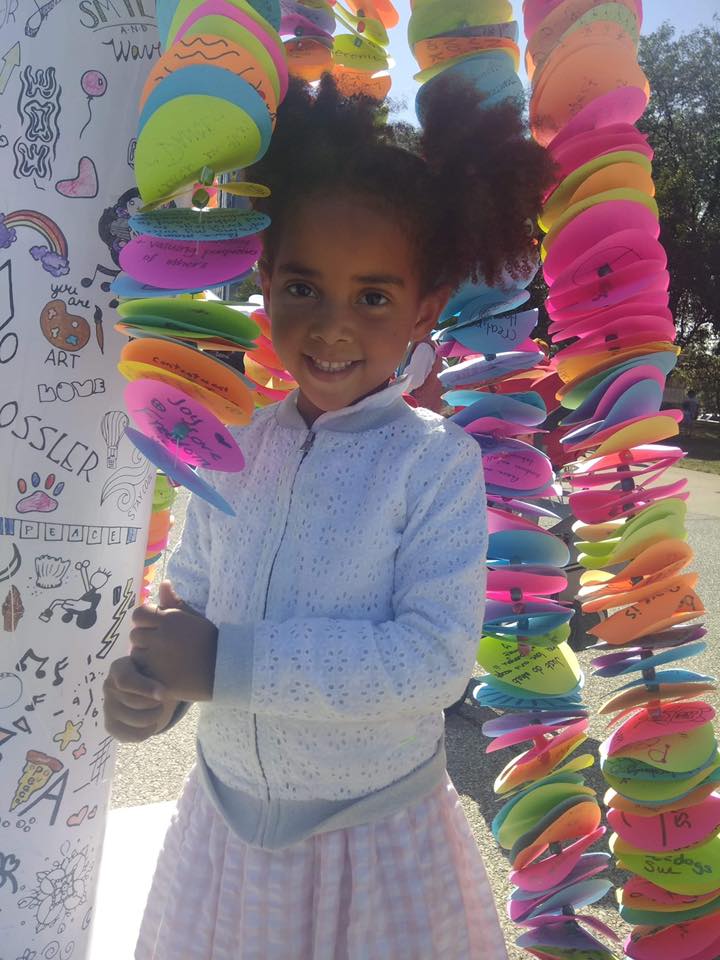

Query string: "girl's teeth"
[312, 358, 354, 372]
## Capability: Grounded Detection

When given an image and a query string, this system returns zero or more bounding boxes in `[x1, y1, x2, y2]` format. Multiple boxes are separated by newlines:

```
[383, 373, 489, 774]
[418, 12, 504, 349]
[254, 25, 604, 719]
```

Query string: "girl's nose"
[309, 306, 353, 343]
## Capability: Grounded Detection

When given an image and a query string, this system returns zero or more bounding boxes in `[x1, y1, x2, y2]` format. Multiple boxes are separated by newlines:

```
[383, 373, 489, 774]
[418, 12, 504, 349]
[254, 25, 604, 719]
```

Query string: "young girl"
[103, 76, 554, 960]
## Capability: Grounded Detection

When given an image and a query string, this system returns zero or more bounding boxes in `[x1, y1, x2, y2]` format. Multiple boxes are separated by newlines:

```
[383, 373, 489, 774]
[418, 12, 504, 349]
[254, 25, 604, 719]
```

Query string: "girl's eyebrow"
[277, 262, 405, 288]
[353, 274, 405, 287]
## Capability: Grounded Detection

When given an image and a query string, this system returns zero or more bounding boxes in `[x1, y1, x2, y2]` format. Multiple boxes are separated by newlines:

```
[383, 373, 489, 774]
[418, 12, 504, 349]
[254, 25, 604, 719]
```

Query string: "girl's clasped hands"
[103, 580, 217, 743]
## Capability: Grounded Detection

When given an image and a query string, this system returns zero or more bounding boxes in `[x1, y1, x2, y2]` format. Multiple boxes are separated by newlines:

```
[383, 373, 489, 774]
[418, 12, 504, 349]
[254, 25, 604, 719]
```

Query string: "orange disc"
[332, 66, 391, 101]
[139, 34, 278, 118]
[414, 36, 519, 71]
[285, 38, 334, 82]
[531, 35, 648, 145]
[120, 337, 255, 419]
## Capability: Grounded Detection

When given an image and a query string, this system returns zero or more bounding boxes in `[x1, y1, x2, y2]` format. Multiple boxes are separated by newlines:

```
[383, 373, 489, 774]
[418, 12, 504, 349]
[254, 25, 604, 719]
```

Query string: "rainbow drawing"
[3, 209, 68, 257]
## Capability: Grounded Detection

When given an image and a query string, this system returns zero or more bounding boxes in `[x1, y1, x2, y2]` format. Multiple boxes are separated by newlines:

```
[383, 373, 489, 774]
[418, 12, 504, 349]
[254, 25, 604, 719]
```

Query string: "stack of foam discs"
[282, 0, 398, 100]
[409, 3, 616, 957]
[111, 0, 290, 512]
[523, 1, 716, 958]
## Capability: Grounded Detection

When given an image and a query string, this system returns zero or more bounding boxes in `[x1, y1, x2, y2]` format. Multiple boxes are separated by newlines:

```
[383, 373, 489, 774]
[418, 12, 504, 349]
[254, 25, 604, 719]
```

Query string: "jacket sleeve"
[165, 490, 213, 617]
[213, 435, 487, 721]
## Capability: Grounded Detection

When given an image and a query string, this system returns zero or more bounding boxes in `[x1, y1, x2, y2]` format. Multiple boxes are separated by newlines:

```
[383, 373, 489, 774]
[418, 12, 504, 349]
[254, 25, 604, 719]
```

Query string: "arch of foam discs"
[408, 2, 613, 957]
[412, 2, 714, 959]
[523, 2, 716, 960]
[111, 0, 399, 600]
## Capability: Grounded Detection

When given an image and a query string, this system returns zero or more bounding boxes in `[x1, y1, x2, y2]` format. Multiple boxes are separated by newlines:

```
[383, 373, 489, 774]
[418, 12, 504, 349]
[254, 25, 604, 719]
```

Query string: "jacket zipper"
[253, 430, 316, 814]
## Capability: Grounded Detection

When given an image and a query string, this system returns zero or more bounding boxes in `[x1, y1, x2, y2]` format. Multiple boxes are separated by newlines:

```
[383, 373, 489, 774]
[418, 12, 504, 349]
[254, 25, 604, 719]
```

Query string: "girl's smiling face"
[261, 195, 448, 425]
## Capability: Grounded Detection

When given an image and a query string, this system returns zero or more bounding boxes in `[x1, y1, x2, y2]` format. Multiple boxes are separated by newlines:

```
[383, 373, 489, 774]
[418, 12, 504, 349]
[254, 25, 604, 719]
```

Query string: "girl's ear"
[412, 286, 451, 341]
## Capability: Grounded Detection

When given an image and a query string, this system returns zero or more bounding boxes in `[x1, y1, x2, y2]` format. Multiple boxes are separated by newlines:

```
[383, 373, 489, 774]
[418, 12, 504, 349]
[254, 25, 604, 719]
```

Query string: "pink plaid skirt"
[136, 769, 507, 960]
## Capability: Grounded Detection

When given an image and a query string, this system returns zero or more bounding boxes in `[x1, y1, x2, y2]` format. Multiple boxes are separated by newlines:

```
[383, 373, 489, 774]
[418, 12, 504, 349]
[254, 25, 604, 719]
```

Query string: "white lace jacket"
[167, 377, 488, 848]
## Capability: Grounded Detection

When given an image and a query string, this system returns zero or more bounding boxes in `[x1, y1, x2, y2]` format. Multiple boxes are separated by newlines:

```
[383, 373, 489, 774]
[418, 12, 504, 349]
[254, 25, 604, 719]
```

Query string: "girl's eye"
[359, 291, 389, 307]
[287, 282, 316, 298]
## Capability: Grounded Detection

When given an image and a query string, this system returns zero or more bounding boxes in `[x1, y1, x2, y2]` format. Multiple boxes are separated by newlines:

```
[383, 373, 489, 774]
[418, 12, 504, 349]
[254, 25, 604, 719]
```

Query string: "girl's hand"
[129, 581, 218, 703]
[103, 656, 179, 743]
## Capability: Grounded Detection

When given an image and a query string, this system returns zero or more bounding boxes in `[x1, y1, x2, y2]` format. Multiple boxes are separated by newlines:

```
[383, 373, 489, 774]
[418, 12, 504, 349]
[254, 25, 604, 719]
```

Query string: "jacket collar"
[274, 376, 411, 433]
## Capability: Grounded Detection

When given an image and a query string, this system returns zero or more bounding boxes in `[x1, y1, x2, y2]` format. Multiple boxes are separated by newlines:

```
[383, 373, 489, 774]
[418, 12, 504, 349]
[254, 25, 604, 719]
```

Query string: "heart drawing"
[55, 157, 99, 199]
[66, 805, 89, 827]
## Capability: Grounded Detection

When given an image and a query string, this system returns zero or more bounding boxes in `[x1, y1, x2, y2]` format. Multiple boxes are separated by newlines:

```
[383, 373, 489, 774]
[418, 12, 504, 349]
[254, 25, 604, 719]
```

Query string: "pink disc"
[125, 379, 245, 472]
[487, 565, 568, 597]
[624, 912, 720, 960]
[550, 299, 673, 340]
[550, 229, 666, 297]
[551, 127, 653, 180]
[543, 201, 661, 284]
[548, 85, 649, 152]
[510, 826, 606, 892]
[548, 263, 668, 322]
[120, 233, 261, 290]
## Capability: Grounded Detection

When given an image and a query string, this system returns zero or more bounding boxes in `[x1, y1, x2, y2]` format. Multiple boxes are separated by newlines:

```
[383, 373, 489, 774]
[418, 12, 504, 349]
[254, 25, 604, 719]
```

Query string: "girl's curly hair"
[249, 74, 556, 295]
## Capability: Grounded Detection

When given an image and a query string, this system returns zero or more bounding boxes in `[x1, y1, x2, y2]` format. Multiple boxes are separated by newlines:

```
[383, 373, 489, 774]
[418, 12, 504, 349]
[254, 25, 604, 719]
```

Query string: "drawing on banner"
[11, 749, 63, 811]
[16, 473, 65, 514]
[102, 37, 161, 62]
[66, 803, 97, 828]
[1, 2, 20, 33]
[38, 560, 110, 629]
[0, 850, 20, 893]
[73, 736, 111, 793]
[127, 136, 136, 167]
[0, 41, 20, 95]
[0, 542, 21, 583]
[38, 377, 106, 403]
[96, 577, 135, 659]
[18, 840, 91, 932]
[34, 554, 70, 588]
[53, 720, 82, 752]
[13, 64, 62, 186]
[2, 584, 24, 631]
[11, 754, 69, 826]
[79, 70, 107, 137]
[24, 0, 63, 38]
[100, 450, 153, 518]
[16, 647, 49, 679]
[40, 300, 90, 352]
[100, 410, 128, 468]
[0, 672, 23, 710]
[0, 211, 70, 276]
[0, 257, 15, 363]
[79, 186, 143, 301]
[55, 156, 99, 198]
[0, 517, 140, 545]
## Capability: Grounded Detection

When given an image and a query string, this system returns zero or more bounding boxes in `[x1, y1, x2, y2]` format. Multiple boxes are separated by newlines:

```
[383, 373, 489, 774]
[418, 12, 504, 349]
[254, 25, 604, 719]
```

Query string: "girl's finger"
[129, 625, 156, 649]
[108, 656, 165, 700]
[131, 603, 161, 627]
[109, 685, 166, 711]
[104, 690, 165, 728]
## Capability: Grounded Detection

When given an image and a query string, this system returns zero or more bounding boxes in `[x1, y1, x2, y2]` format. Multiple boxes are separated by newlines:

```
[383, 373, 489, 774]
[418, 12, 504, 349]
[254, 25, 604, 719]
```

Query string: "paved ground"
[110, 466, 720, 959]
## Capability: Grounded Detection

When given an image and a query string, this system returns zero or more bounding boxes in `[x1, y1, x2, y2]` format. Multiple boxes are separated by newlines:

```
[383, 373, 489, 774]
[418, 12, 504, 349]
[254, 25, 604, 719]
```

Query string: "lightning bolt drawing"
[96, 578, 136, 660]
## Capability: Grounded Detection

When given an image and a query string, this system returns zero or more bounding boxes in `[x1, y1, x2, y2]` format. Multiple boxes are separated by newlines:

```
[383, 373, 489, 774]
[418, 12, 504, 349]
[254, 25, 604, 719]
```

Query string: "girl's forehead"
[274, 195, 419, 280]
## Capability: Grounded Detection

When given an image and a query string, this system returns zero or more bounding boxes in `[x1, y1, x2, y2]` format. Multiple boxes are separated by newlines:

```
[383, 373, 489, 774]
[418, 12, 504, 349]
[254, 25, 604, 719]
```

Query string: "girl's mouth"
[304, 355, 361, 381]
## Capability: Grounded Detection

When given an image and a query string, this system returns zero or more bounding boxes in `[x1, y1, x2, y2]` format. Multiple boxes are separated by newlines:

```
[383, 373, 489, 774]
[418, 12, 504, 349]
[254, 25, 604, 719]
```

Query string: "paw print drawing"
[16, 473, 65, 514]
[39, 560, 110, 630]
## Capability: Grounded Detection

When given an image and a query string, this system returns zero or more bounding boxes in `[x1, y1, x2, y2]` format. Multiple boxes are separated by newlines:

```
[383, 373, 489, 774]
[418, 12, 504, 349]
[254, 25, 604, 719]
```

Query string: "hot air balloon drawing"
[100, 410, 129, 469]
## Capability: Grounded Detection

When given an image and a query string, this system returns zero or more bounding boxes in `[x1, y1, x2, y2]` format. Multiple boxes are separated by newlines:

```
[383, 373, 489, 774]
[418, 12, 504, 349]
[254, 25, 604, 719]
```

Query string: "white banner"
[0, 2, 158, 955]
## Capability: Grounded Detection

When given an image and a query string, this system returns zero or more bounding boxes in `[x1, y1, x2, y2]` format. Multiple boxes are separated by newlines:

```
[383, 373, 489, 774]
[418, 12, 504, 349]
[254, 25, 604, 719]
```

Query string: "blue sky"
[385, 0, 718, 122]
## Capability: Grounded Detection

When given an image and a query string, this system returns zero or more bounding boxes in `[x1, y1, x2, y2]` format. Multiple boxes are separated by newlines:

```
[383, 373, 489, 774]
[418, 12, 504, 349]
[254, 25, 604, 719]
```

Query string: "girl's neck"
[296, 378, 392, 428]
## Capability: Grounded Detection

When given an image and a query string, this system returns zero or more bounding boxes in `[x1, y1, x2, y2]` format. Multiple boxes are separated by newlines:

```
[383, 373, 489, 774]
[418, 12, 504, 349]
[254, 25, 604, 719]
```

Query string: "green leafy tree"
[638, 21, 720, 347]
